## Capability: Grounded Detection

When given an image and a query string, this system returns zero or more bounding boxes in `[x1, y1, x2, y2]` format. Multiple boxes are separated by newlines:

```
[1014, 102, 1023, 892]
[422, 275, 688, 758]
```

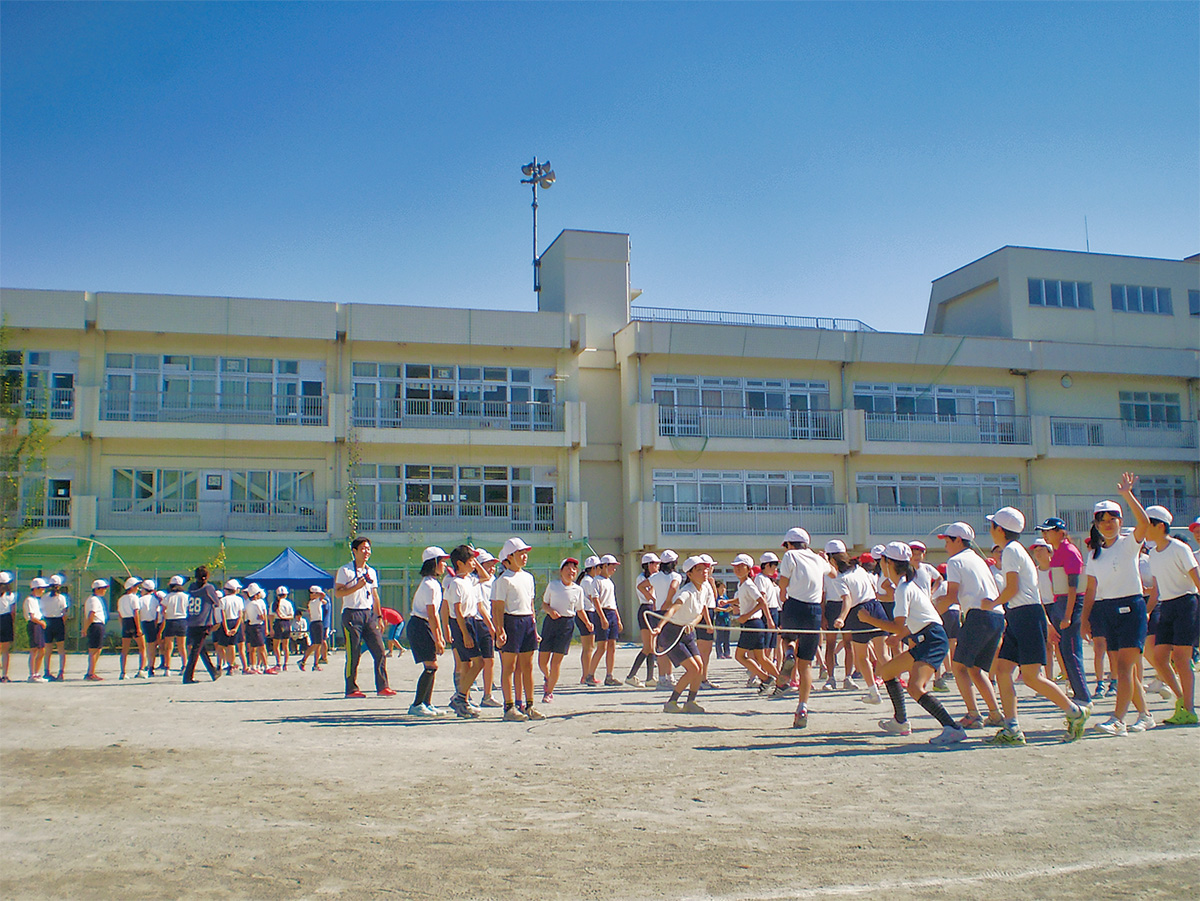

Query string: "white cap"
[641, 552, 660, 565]
[871, 544, 886, 557]
[30, 577, 48, 589]
[421, 545, 449, 563]
[759, 552, 779, 565]
[91, 579, 109, 590]
[49, 574, 63, 586]
[681, 555, 708, 573]
[0, 571, 12, 584]
[782, 527, 810, 546]
[245, 582, 262, 597]
[1144, 505, 1172, 525]
[824, 539, 846, 555]
[559, 557, 580, 570]
[583, 555, 601, 570]
[987, 506, 1026, 533]
[936, 522, 975, 542]
[882, 541, 912, 563]
[731, 553, 755, 568]
[1093, 500, 1122, 516]
[475, 549, 496, 564]
[223, 579, 242, 592]
[500, 537, 533, 560]
[1029, 538, 1052, 551]
[909, 540, 927, 552]
[168, 575, 185, 586]
[700, 554, 715, 565]
[599, 554, 620, 566]
[141, 579, 156, 591]
[309, 585, 326, 595]
[660, 549, 679, 563]
[123, 576, 141, 590]
[276, 586, 289, 596]
[154, 590, 166, 600]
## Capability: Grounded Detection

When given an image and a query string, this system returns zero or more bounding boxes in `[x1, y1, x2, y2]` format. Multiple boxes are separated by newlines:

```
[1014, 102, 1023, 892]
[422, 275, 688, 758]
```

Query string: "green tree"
[0, 322, 55, 556]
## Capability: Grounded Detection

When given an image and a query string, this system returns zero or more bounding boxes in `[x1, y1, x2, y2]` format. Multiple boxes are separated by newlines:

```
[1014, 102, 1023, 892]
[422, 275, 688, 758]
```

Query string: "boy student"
[472, 550, 502, 707]
[539, 558, 589, 703]
[42, 574, 70, 680]
[137, 583, 163, 676]
[117, 576, 146, 679]
[406, 547, 450, 717]
[983, 507, 1090, 745]
[218, 580, 248, 675]
[83, 580, 109, 681]
[776, 527, 834, 729]
[587, 554, 623, 687]
[492, 537, 544, 721]
[24, 577, 49, 681]
[446, 544, 490, 717]
[301, 586, 328, 672]
[336, 537, 396, 699]
[243, 584, 270, 673]
[160, 577, 189, 675]
[937, 522, 1004, 730]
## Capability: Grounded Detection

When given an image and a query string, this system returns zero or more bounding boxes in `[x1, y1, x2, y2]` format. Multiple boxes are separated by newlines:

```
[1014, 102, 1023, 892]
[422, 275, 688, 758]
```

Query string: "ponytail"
[1089, 524, 1104, 560]
[893, 560, 916, 583]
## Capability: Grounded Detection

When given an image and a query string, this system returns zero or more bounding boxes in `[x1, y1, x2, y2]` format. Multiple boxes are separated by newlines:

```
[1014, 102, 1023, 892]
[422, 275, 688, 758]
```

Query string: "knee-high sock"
[917, 691, 956, 728]
[627, 651, 647, 679]
[414, 669, 434, 706]
[885, 679, 907, 723]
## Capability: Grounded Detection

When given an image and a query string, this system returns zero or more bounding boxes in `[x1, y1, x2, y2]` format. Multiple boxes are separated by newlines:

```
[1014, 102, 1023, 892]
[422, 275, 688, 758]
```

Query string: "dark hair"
[351, 536, 371, 552]
[449, 545, 474, 571]
[832, 551, 857, 574]
[783, 540, 808, 550]
[1148, 518, 1168, 530]
[194, 565, 208, 584]
[419, 558, 439, 578]
[641, 563, 654, 579]
[999, 527, 1021, 544]
[890, 559, 916, 582]
[1089, 524, 1104, 560]
[660, 559, 676, 574]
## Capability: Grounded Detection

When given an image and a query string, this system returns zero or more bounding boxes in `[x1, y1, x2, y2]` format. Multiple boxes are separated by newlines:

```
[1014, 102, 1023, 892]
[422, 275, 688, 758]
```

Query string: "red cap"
[859, 553, 874, 564]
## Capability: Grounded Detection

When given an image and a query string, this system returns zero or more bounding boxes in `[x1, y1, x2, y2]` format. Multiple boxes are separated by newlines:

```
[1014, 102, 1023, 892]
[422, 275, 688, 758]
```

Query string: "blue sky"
[2, 1, 1196, 332]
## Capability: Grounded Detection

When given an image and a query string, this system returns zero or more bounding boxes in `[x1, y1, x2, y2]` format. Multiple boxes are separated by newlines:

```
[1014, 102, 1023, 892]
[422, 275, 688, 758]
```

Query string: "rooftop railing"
[99, 390, 328, 426]
[658, 406, 844, 441]
[1054, 494, 1199, 535]
[631, 306, 876, 332]
[1049, 417, 1197, 449]
[865, 412, 1032, 446]
[658, 502, 847, 536]
[352, 398, 563, 432]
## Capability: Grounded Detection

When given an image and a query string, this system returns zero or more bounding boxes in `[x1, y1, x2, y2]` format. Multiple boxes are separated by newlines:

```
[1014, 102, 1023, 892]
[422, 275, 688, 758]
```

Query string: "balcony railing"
[357, 501, 562, 534]
[659, 503, 847, 536]
[864, 412, 1032, 445]
[352, 398, 563, 432]
[99, 390, 328, 426]
[98, 499, 326, 533]
[3, 386, 75, 420]
[1049, 417, 1197, 449]
[658, 406, 843, 441]
[867, 498, 1032, 538]
[631, 305, 875, 332]
[5, 497, 71, 529]
[1054, 495, 1200, 535]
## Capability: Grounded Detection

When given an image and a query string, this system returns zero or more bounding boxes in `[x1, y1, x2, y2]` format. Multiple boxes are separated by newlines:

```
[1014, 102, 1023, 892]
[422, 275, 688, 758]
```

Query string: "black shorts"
[737, 619, 767, 651]
[407, 616, 438, 664]
[0, 612, 12, 644]
[451, 617, 491, 662]
[26, 621, 46, 648]
[942, 608, 961, 641]
[822, 602, 841, 630]
[576, 613, 596, 639]
[140, 620, 158, 642]
[846, 601, 886, 644]
[540, 615, 575, 656]
[246, 622, 267, 648]
[162, 619, 186, 639]
[1094, 595, 1147, 652]
[780, 599, 822, 661]
[1156, 594, 1200, 648]
[660, 623, 701, 666]
[637, 603, 657, 631]
[953, 608, 1005, 669]
[44, 616, 65, 644]
[308, 621, 326, 644]
[590, 609, 619, 642]
[998, 604, 1048, 666]
[695, 622, 715, 643]
[501, 613, 538, 654]
[121, 616, 139, 640]
[87, 622, 106, 650]
[273, 619, 292, 641]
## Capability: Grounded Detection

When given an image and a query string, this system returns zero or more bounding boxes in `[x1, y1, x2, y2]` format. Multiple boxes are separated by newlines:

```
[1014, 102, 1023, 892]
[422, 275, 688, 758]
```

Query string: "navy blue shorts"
[140, 621, 158, 642]
[162, 619, 186, 639]
[846, 601, 886, 644]
[121, 616, 139, 640]
[26, 621, 45, 648]
[407, 616, 437, 664]
[246, 622, 267, 648]
[590, 609, 619, 642]
[44, 617, 65, 644]
[822, 602, 841, 630]
[502, 613, 538, 654]
[0, 612, 12, 644]
[87, 622, 106, 650]
[781, 600, 822, 661]
[907, 623, 949, 668]
[1147, 602, 1162, 637]
[1095, 595, 1147, 652]
[637, 603, 657, 631]
[737, 619, 767, 651]
[1155, 594, 1199, 647]
[659, 623, 700, 666]
[695, 622, 715, 643]
[309, 621, 325, 644]
[217, 619, 244, 646]
[272, 619, 291, 641]
[879, 600, 895, 622]
[451, 617, 491, 661]
[953, 608, 1005, 669]
[942, 608, 961, 641]
[576, 613, 596, 639]
[540, 615, 575, 655]
[997, 604, 1048, 666]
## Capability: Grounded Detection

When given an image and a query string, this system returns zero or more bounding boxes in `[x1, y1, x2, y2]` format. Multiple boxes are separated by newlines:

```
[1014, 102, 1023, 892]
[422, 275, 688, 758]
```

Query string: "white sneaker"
[879, 717, 912, 735]
[745, 675, 759, 689]
[133, 670, 145, 679]
[822, 678, 838, 692]
[625, 676, 645, 688]
[929, 724, 969, 746]
[1094, 718, 1127, 736]
[863, 687, 882, 705]
[843, 677, 860, 691]
[1128, 713, 1156, 732]
[658, 676, 676, 691]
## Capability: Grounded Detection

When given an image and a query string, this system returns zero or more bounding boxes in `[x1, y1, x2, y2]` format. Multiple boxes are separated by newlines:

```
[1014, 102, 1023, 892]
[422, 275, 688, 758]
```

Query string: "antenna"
[1084, 216, 1090, 253]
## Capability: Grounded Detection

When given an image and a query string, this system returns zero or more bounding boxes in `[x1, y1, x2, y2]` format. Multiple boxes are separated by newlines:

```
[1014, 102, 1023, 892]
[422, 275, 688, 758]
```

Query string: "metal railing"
[867, 499, 1032, 538]
[98, 499, 326, 533]
[658, 503, 847, 536]
[357, 501, 562, 534]
[631, 306, 875, 332]
[1049, 417, 1197, 449]
[658, 406, 844, 441]
[864, 412, 1032, 445]
[99, 390, 329, 426]
[352, 398, 564, 432]
[1054, 495, 1200, 535]
[2, 386, 75, 420]
[6, 497, 71, 529]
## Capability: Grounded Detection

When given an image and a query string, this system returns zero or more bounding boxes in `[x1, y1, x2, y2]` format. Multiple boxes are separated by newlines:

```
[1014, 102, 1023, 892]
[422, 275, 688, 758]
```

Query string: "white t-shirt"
[945, 549, 1000, 612]
[1037, 568, 1054, 605]
[636, 574, 654, 606]
[336, 563, 378, 611]
[913, 562, 939, 596]
[1000, 542, 1041, 609]
[822, 573, 840, 605]
[1148, 538, 1200, 601]
[834, 567, 876, 610]
[409, 577, 441, 621]
[543, 579, 584, 618]
[117, 591, 140, 619]
[0, 592, 15, 616]
[446, 574, 479, 620]
[893, 579, 941, 635]
[43, 592, 69, 617]
[778, 549, 825, 604]
[1084, 531, 1145, 600]
[307, 597, 326, 621]
[275, 599, 294, 620]
[736, 578, 764, 619]
[221, 593, 245, 620]
[491, 570, 537, 617]
[163, 590, 190, 620]
[754, 573, 780, 610]
[593, 575, 618, 611]
[24, 595, 43, 620]
[84, 594, 107, 625]
[667, 580, 712, 626]
[245, 597, 267, 625]
[137, 593, 160, 622]
[578, 574, 596, 612]
[648, 570, 682, 611]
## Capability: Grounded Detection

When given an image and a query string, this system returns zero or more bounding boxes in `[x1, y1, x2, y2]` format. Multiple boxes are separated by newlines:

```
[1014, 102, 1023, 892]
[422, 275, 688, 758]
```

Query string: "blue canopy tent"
[242, 548, 336, 647]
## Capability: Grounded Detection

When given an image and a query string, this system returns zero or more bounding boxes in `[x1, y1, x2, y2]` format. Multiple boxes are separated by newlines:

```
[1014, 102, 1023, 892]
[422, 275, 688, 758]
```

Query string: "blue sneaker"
[1104, 680, 1118, 698]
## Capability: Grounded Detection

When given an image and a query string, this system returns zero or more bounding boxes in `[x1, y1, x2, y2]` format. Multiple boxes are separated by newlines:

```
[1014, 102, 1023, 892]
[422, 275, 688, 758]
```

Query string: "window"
[230, 471, 314, 510]
[1119, 391, 1181, 427]
[852, 383, 1014, 418]
[1189, 290, 1199, 317]
[652, 469, 835, 507]
[1135, 475, 1186, 510]
[855, 472, 1020, 508]
[2, 350, 78, 419]
[1028, 279, 1093, 309]
[1111, 284, 1173, 315]
[651, 374, 830, 412]
[111, 469, 198, 513]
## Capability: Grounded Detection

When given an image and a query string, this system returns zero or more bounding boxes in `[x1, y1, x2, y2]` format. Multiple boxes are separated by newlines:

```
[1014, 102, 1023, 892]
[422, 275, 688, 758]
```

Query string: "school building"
[2, 230, 1197, 621]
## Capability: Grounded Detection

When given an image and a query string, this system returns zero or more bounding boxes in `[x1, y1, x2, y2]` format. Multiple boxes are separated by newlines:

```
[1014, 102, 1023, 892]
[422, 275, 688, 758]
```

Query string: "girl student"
[587, 554, 623, 687]
[446, 544, 490, 719]
[0, 572, 15, 682]
[538, 557, 590, 703]
[696, 554, 721, 690]
[730, 554, 779, 691]
[857, 543, 968, 746]
[474, 550, 502, 708]
[82, 579, 109, 681]
[651, 555, 714, 714]
[983, 507, 1090, 745]
[648, 550, 683, 689]
[116, 576, 146, 679]
[405, 546, 450, 717]
[1082, 474, 1155, 736]
[1124, 494, 1200, 726]
[819, 545, 854, 692]
[624, 553, 660, 687]
[492, 537, 544, 721]
[830, 547, 889, 707]
[754, 553, 783, 689]
[576, 556, 600, 685]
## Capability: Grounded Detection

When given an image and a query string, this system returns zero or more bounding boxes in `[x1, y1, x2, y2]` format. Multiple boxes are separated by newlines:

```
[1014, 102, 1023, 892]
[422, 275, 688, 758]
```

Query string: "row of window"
[112, 468, 315, 503]
[1029, 278, 1194, 316]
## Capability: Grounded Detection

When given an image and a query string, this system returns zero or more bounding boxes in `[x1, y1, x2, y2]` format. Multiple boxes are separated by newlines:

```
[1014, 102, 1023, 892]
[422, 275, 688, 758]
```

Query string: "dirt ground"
[1, 646, 1197, 901]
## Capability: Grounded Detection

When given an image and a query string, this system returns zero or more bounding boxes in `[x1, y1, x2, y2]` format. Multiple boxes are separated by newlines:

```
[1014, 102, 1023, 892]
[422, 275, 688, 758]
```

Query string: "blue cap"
[1036, 517, 1068, 531]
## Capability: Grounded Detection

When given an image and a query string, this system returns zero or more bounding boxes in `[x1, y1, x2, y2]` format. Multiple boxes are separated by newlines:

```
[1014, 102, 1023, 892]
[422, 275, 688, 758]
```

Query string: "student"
[300, 587, 328, 672]
[858, 543, 968, 746]
[24, 577, 49, 681]
[713, 586, 732, 660]
[648, 550, 683, 689]
[493, 537, 543, 721]
[1082, 475, 1154, 735]
[626, 553, 661, 687]
[446, 544, 486, 718]
[160, 577, 189, 675]
[243, 584, 270, 673]
[819, 544, 853, 692]
[731, 554, 778, 689]
[1127, 499, 1200, 725]
[652, 556, 713, 714]
[696, 555, 721, 690]
[406, 547, 450, 717]
[585, 554, 623, 687]
[41, 574, 70, 681]
[754, 553, 783, 688]
[116, 576, 146, 680]
[0, 571, 15, 682]
[137, 583, 162, 676]
[539, 557, 589, 703]
[576, 556, 601, 686]
[337, 537, 396, 699]
[474, 550, 502, 708]
[984, 507, 1090, 744]
[777, 527, 833, 729]
[182, 566, 222, 684]
[83, 580, 109, 681]
[271, 586, 294, 671]
[830, 548, 889, 706]
[1029, 537, 1061, 683]
[219, 582, 248, 676]
[1036, 517, 1091, 706]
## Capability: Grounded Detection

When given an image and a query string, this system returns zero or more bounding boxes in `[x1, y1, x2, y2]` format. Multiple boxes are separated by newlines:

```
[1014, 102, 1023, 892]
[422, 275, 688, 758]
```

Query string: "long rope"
[645, 609, 879, 658]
